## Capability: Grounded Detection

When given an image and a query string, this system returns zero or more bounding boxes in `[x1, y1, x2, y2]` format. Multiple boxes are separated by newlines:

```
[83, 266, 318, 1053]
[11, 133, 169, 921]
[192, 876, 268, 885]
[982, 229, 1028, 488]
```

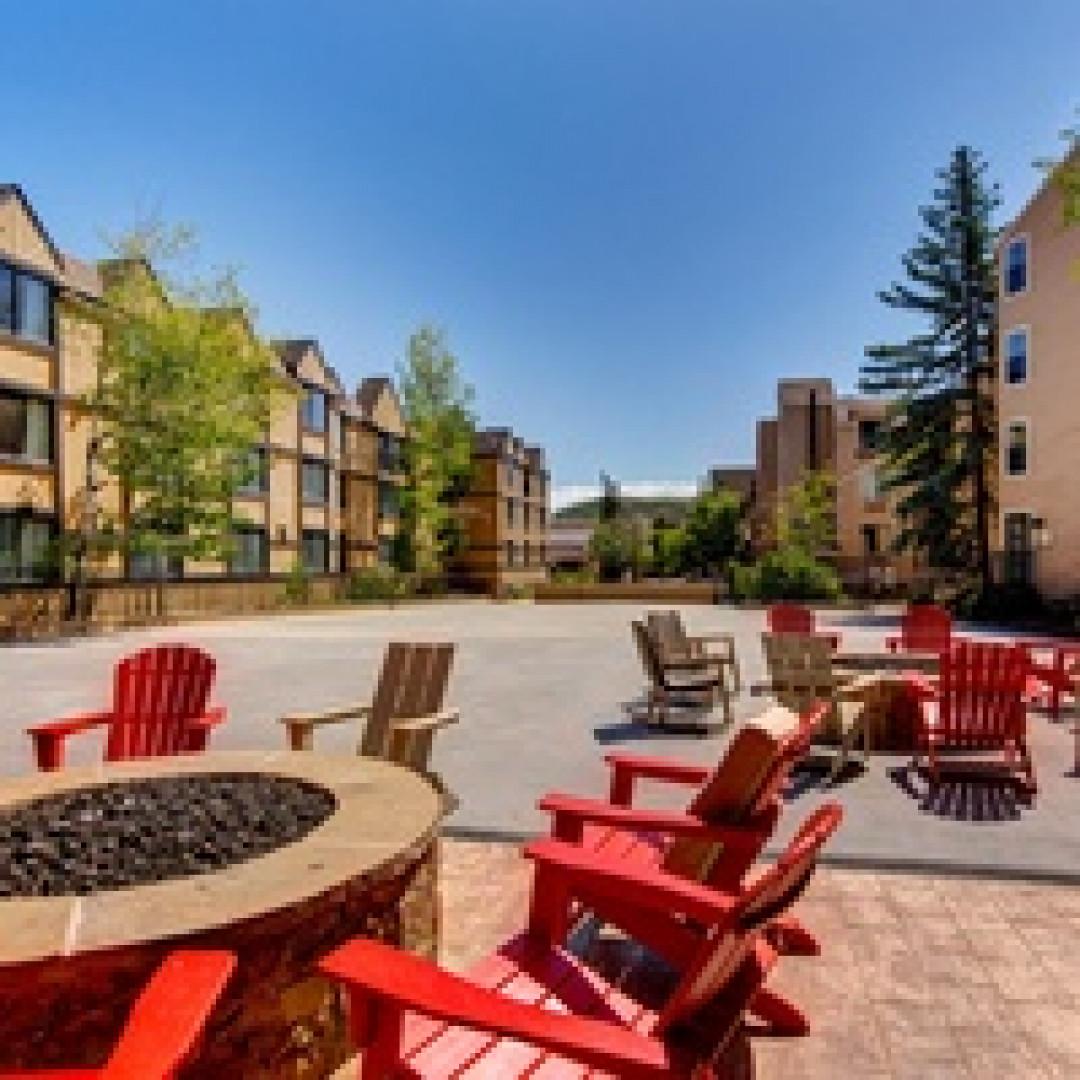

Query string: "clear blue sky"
[7, 1, 1079, 504]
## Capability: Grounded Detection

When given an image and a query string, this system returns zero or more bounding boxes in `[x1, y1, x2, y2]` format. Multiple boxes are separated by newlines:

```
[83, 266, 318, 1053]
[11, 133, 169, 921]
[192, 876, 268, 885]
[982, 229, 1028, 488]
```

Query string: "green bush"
[550, 566, 596, 585]
[283, 559, 312, 606]
[345, 565, 413, 603]
[732, 547, 843, 602]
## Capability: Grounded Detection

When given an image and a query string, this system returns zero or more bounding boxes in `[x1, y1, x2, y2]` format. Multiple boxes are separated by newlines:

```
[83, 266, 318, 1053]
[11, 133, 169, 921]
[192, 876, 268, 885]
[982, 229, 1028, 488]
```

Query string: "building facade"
[995, 162, 1080, 599]
[450, 428, 550, 593]
[2, 184, 542, 590]
[725, 377, 915, 590]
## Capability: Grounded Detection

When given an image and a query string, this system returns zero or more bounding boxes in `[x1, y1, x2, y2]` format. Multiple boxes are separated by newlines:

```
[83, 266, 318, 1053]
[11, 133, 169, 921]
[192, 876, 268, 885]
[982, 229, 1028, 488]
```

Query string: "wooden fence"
[533, 580, 720, 604]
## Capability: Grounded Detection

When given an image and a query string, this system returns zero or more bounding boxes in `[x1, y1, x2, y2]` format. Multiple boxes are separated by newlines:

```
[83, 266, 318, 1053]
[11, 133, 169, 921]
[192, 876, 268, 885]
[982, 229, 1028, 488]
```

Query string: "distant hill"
[554, 496, 693, 524]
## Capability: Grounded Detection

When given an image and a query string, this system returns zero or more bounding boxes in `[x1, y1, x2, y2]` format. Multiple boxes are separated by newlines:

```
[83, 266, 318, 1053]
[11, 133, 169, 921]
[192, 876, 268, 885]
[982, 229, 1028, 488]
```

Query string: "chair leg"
[769, 915, 820, 957]
[750, 987, 810, 1036]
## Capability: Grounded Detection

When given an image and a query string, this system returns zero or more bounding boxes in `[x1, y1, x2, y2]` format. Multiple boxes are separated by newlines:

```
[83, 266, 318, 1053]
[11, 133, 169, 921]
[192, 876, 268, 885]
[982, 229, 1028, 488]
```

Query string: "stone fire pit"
[0, 751, 441, 1077]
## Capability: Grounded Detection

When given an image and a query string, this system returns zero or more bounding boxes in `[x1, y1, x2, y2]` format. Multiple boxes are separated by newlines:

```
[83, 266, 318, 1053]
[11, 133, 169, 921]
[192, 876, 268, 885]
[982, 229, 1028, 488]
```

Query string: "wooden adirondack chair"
[766, 604, 840, 649]
[911, 640, 1035, 791]
[27, 645, 225, 772]
[632, 620, 731, 727]
[758, 633, 868, 782]
[0, 951, 235, 1079]
[886, 604, 953, 653]
[646, 609, 741, 692]
[281, 642, 458, 790]
[538, 701, 826, 950]
[319, 803, 842, 1078]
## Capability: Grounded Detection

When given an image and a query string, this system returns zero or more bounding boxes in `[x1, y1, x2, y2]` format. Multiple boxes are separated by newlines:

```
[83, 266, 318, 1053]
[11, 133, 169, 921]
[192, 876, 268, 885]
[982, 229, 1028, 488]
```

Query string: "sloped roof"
[60, 253, 103, 299]
[356, 376, 394, 418]
[272, 338, 344, 394]
[0, 183, 65, 271]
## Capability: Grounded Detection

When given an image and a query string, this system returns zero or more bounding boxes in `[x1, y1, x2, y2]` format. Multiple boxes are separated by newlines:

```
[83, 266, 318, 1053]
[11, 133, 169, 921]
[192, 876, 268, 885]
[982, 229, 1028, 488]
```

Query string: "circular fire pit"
[0, 751, 441, 1077]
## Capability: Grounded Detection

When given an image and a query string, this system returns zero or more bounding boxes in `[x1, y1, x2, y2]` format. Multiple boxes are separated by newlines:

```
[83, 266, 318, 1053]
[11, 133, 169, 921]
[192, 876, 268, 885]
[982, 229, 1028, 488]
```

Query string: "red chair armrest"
[900, 672, 937, 700]
[524, 838, 739, 926]
[187, 706, 227, 731]
[103, 951, 235, 1079]
[26, 712, 114, 772]
[319, 938, 674, 1077]
[602, 752, 710, 804]
[538, 793, 732, 843]
[885, 636, 901, 653]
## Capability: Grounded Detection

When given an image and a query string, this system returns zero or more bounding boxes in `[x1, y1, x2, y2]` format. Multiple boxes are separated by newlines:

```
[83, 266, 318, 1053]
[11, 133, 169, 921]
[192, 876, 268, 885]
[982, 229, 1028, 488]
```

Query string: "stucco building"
[995, 159, 1080, 599]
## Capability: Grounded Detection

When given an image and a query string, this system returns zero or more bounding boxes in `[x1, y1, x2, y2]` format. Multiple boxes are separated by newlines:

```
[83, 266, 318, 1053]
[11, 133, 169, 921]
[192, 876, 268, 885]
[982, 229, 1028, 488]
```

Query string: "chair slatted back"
[901, 604, 953, 653]
[632, 620, 666, 690]
[107, 645, 216, 761]
[761, 633, 838, 714]
[938, 642, 1029, 750]
[646, 610, 689, 661]
[657, 803, 843, 1059]
[361, 643, 455, 759]
[767, 603, 815, 635]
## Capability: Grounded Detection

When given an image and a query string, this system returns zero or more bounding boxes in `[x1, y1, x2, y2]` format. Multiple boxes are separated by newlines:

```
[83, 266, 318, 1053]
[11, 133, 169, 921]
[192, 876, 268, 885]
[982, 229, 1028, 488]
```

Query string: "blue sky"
[7, 1, 1079, 506]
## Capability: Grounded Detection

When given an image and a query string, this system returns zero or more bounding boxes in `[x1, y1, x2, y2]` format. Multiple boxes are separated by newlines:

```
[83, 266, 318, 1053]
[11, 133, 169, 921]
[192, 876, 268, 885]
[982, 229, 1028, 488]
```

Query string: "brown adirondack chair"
[280, 642, 458, 796]
[646, 609, 741, 692]
[632, 620, 731, 727]
[757, 632, 869, 782]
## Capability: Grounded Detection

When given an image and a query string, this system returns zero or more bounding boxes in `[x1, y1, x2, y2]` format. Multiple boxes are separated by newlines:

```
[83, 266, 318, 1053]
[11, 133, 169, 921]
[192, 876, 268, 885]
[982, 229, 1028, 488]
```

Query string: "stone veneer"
[0, 751, 441, 1077]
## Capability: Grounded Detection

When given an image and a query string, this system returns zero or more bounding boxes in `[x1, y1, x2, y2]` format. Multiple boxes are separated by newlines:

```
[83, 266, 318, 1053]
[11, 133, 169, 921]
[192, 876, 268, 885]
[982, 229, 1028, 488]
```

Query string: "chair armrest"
[659, 655, 717, 673]
[835, 674, 884, 701]
[26, 711, 114, 772]
[319, 938, 675, 1078]
[538, 793, 739, 843]
[525, 838, 739, 926]
[187, 705, 227, 731]
[103, 951, 236, 1078]
[901, 672, 938, 700]
[885, 636, 901, 653]
[280, 705, 371, 751]
[391, 708, 460, 734]
[603, 752, 710, 805]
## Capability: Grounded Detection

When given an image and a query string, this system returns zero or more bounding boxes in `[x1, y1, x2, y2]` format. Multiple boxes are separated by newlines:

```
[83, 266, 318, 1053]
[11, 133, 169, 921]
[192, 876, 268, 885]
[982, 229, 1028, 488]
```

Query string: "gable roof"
[272, 338, 344, 395]
[356, 376, 394, 417]
[0, 184, 66, 272]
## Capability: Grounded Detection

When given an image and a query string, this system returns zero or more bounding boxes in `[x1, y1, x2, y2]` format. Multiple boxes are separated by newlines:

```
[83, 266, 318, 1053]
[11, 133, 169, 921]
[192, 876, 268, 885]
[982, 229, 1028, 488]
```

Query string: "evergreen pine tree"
[860, 146, 999, 590]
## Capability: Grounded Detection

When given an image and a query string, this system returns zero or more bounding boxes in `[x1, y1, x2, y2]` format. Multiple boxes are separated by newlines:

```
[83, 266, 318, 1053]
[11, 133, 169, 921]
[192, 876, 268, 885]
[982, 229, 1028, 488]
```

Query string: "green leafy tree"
[651, 519, 686, 577]
[396, 326, 476, 582]
[680, 489, 745, 576]
[589, 520, 634, 582]
[90, 223, 289, 590]
[598, 472, 621, 523]
[777, 471, 836, 555]
[860, 146, 999, 590]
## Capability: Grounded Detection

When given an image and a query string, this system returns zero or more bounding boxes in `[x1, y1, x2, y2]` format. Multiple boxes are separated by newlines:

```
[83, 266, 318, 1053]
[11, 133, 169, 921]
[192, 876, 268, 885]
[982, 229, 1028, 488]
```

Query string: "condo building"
[449, 428, 550, 594]
[995, 158, 1080, 598]
[722, 377, 915, 589]
[0, 184, 547, 591]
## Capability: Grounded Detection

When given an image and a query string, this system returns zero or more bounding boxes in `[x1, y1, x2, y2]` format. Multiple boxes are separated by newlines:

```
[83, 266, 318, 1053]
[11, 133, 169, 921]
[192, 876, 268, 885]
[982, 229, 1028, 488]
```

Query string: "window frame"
[301, 456, 330, 505]
[301, 528, 330, 574]
[1005, 418, 1030, 477]
[1004, 326, 1029, 387]
[300, 385, 328, 434]
[0, 388, 54, 464]
[0, 509, 56, 583]
[0, 260, 55, 346]
[236, 447, 270, 497]
[1003, 235, 1029, 298]
[231, 524, 269, 576]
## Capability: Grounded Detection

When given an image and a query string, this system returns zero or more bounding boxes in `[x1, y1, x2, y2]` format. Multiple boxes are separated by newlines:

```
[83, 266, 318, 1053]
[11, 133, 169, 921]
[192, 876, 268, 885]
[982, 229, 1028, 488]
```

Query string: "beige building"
[995, 161, 1080, 598]
[449, 428, 550, 593]
[729, 377, 914, 589]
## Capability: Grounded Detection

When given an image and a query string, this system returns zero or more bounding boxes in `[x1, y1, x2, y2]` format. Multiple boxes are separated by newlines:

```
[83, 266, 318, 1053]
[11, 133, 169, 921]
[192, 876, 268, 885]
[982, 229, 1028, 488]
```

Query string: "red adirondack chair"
[911, 641, 1035, 791]
[1019, 639, 1080, 722]
[886, 604, 954, 654]
[0, 950, 235, 1079]
[27, 645, 226, 772]
[319, 804, 842, 1078]
[766, 604, 840, 649]
[536, 703, 827, 974]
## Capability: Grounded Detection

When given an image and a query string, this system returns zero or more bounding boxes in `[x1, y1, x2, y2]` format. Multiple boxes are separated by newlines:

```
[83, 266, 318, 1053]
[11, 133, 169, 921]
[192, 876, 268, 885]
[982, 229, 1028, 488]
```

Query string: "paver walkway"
[440, 839, 1080, 1078]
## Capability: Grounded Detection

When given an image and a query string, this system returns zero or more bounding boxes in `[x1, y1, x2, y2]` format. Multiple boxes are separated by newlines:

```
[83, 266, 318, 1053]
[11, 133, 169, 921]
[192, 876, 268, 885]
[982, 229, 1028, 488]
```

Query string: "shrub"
[283, 560, 312, 606]
[345, 565, 413, 603]
[733, 547, 843, 602]
[550, 566, 596, 585]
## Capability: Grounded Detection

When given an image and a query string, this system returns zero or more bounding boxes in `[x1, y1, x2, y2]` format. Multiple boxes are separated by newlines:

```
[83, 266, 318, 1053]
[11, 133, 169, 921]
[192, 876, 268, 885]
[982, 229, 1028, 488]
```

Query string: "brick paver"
[440, 839, 1080, 1078]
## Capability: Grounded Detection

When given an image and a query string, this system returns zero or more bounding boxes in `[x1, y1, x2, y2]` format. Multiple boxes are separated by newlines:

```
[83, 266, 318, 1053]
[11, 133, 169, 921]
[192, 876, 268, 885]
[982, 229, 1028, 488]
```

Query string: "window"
[861, 524, 880, 555]
[301, 458, 329, 503]
[1004, 237, 1028, 296]
[232, 526, 268, 575]
[237, 448, 269, 495]
[1004, 512, 1035, 587]
[0, 262, 53, 344]
[0, 392, 52, 462]
[859, 466, 882, 503]
[0, 512, 53, 582]
[506, 460, 516, 489]
[301, 387, 327, 433]
[505, 541, 517, 568]
[129, 549, 184, 581]
[1007, 421, 1028, 476]
[378, 432, 402, 471]
[857, 419, 882, 454]
[378, 536, 394, 565]
[378, 482, 398, 518]
[1005, 328, 1028, 385]
[301, 529, 329, 573]
[506, 499, 517, 529]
